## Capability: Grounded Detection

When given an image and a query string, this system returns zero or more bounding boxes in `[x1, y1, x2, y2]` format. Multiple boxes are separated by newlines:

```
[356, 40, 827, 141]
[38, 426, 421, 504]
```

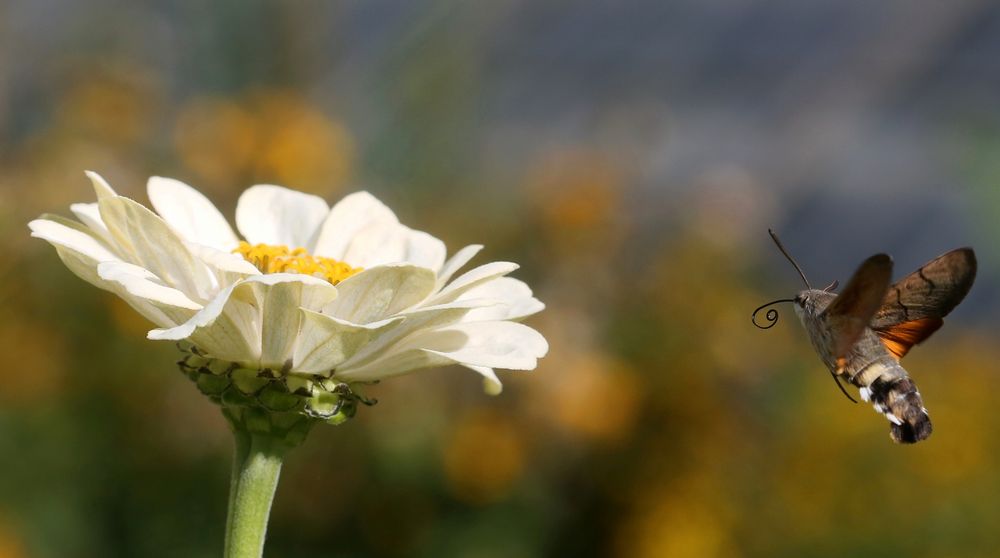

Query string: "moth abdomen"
[860, 374, 932, 444]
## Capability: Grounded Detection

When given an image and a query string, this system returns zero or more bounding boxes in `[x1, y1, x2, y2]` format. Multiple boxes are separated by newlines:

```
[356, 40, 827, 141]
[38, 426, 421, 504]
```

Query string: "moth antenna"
[829, 372, 858, 403]
[822, 279, 839, 292]
[751, 298, 796, 329]
[768, 228, 812, 289]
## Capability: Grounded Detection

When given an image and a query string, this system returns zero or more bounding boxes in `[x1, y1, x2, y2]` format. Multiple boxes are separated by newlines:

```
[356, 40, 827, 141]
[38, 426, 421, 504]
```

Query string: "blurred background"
[3, 1, 1000, 556]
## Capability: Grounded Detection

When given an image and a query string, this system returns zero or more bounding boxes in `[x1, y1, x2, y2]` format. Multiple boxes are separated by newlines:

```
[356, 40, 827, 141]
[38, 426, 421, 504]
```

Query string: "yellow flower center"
[234, 241, 362, 284]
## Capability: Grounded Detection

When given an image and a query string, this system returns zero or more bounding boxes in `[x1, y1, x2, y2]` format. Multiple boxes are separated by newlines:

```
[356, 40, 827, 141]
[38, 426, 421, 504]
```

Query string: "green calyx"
[177, 345, 375, 446]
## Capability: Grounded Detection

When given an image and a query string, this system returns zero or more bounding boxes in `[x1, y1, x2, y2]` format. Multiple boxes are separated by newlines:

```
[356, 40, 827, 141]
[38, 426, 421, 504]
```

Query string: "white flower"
[29, 172, 547, 395]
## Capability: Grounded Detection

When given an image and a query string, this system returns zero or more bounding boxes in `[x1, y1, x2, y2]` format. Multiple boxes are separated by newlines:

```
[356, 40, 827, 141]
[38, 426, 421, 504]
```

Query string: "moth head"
[752, 229, 838, 329]
[793, 288, 837, 317]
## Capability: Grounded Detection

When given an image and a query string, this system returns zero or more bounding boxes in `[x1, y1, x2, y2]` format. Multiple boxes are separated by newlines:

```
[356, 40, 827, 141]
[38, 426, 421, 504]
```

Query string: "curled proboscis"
[751, 298, 796, 329]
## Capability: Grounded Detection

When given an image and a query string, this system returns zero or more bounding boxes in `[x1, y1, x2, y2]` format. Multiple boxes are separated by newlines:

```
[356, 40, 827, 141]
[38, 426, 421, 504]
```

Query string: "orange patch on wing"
[876, 317, 943, 360]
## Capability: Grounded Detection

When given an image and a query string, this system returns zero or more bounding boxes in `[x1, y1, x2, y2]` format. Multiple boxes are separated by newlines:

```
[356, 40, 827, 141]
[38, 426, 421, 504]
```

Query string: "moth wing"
[822, 253, 894, 359]
[872, 247, 976, 359]
[876, 317, 943, 359]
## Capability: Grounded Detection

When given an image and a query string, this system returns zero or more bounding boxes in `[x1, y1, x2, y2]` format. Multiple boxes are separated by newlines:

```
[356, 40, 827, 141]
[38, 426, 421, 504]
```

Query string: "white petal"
[336, 299, 489, 371]
[147, 283, 237, 340]
[436, 244, 483, 288]
[466, 297, 545, 323]
[85, 170, 117, 199]
[97, 261, 201, 328]
[147, 176, 239, 251]
[312, 191, 399, 260]
[70, 203, 114, 245]
[459, 277, 545, 321]
[335, 349, 456, 382]
[240, 273, 339, 310]
[463, 364, 503, 395]
[293, 311, 403, 374]
[98, 262, 201, 311]
[98, 195, 216, 301]
[29, 218, 118, 267]
[400, 228, 446, 271]
[31, 218, 194, 328]
[335, 310, 545, 383]
[148, 274, 338, 368]
[323, 264, 436, 324]
[417, 321, 548, 370]
[48, 244, 114, 291]
[427, 261, 519, 306]
[148, 283, 260, 363]
[187, 243, 261, 292]
[335, 222, 447, 270]
[242, 274, 339, 368]
[459, 276, 532, 301]
[335, 322, 531, 385]
[235, 184, 329, 249]
[341, 222, 407, 268]
[320, 201, 446, 268]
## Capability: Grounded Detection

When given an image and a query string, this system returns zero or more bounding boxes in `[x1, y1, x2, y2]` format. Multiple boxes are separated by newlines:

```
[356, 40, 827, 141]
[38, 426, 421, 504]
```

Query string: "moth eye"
[794, 295, 805, 306]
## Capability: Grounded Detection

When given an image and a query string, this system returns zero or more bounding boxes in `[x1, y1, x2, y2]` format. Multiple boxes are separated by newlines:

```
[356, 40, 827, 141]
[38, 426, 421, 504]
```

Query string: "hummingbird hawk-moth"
[753, 230, 977, 443]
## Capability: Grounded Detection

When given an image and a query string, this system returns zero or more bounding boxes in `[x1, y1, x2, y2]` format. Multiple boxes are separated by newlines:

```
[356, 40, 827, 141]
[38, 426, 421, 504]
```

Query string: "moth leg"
[830, 370, 858, 403]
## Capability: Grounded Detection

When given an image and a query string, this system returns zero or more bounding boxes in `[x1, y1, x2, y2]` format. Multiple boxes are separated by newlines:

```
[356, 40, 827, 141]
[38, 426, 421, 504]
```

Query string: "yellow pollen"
[234, 241, 361, 284]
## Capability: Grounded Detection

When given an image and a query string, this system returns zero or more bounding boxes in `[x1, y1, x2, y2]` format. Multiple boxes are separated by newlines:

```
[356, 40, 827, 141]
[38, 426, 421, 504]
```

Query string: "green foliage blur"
[4, 2, 1000, 557]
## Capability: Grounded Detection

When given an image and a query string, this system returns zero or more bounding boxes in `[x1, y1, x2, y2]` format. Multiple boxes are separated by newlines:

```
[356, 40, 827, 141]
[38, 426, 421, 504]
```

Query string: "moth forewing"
[872, 248, 977, 347]
[821, 253, 893, 363]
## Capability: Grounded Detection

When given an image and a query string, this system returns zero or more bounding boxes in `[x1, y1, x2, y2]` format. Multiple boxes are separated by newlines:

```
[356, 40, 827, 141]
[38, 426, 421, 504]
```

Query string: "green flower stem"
[224, 429, 290, 558]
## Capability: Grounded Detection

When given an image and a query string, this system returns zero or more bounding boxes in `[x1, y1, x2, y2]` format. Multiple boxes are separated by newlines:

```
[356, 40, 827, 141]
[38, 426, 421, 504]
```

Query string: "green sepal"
[221, 387, 257, 408]
[207, 358, 234, 376]
[325, 399, 356, 426]
[177, 346, 373, 449]
[242, 407, 273, 435]
[185, 354, 212, 370]
[231, 367, 269, 395]
[284, 375, 315, 396]
[258, 387, 302, 412]
[197, 373, 231, 396]
[305, 390, 343, 419]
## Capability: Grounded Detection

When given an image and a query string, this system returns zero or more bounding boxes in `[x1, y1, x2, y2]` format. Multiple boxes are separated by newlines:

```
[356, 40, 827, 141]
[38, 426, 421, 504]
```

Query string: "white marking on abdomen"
[854, 361, 893, 388]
